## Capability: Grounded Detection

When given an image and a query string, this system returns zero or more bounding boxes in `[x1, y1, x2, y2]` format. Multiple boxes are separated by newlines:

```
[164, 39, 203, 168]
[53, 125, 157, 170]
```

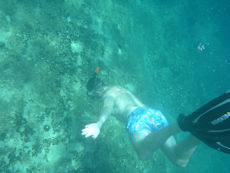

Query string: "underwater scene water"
[0, 0, 229, 172]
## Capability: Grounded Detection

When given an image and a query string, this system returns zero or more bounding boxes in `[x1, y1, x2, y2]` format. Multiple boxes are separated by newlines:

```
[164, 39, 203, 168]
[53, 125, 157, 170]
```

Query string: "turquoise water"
[0, 0, 229, 172]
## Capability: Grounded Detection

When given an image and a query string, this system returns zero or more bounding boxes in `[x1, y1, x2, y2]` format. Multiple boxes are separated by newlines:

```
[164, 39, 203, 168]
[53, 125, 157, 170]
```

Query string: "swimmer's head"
[86, 68, 104, 99]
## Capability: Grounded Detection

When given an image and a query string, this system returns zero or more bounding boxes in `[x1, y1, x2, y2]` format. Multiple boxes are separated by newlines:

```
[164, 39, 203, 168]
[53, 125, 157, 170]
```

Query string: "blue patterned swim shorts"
[126, 107, 169, 138]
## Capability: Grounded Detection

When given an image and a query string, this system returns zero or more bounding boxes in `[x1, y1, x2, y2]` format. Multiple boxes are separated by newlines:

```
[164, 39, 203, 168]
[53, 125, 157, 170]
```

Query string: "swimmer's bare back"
[102, 86, 145, 120]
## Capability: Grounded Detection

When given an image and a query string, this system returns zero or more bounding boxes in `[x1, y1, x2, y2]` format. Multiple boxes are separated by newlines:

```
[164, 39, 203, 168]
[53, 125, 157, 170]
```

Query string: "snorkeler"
[82, 69, 230, 167]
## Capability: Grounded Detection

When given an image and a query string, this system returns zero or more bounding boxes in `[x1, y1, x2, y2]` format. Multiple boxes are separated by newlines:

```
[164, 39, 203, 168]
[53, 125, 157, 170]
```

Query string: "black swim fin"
[178, 90, 230, 154]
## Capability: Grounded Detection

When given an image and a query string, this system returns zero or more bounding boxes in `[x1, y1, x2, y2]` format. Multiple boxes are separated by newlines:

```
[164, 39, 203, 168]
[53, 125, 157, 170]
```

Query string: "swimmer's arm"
[82, 96, 114, 139]
[97, 96, 114, 128]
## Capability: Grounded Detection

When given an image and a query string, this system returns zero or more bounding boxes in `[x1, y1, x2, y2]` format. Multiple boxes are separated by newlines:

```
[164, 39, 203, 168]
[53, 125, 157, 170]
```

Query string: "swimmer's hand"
[81, 123, 100, 139]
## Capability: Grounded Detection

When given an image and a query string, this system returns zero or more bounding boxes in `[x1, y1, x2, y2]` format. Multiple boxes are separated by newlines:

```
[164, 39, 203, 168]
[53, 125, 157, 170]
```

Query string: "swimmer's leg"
[132, 123, 180, 160]
[133, 122, 180, 159]
[132, 129, 153, 160]
[161, 135, 199, 167]
[132, 122, 199, 166]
